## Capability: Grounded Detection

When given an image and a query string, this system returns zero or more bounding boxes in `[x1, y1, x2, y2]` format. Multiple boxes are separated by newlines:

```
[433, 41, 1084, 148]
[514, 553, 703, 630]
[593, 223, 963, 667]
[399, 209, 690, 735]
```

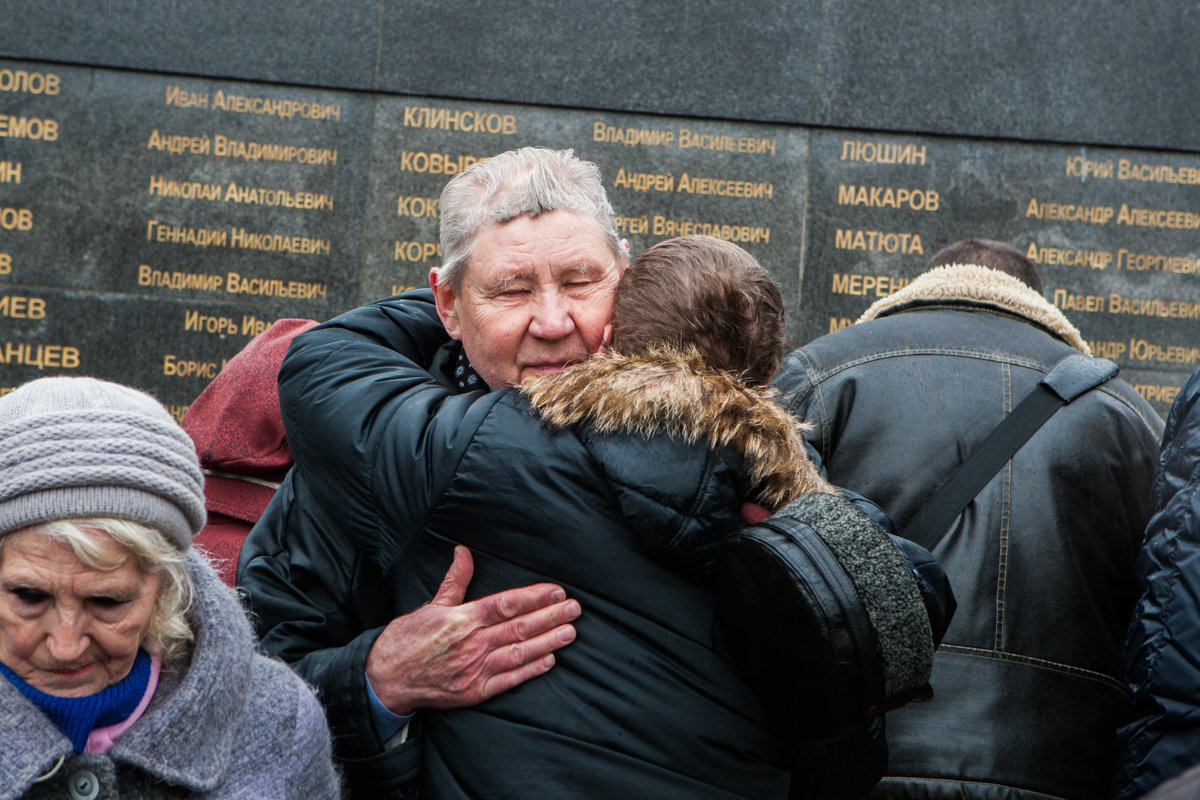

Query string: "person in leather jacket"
[772, 239, 1163, 800]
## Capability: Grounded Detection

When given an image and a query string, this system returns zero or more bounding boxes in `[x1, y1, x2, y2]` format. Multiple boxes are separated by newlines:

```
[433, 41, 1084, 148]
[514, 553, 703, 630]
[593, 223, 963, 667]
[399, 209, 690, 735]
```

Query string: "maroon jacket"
[182, 318, 316, 584]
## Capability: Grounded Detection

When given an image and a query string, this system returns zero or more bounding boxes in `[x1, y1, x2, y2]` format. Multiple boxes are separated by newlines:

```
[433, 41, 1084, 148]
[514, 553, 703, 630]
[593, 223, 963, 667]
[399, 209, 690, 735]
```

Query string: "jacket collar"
[857, 263, 1091, 356]
[106, 551, 255, 791]
[521, 348, 831, 510]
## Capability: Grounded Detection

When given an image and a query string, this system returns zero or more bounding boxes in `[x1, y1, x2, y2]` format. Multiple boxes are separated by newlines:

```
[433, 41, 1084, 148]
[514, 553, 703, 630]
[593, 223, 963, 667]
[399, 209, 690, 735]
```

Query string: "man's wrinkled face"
[432, 209, 624, 389]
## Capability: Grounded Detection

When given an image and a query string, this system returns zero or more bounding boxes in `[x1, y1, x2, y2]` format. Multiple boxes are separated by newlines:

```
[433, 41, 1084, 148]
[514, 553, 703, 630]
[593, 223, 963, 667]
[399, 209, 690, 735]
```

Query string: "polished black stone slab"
[0, 287, 306, 412]
[811, 1, 1200, 151]
[0, 60, 372, 311]
[373, 0, 820, 125]
[800, 130, 1200, 407]
[6, 0, 1200, 152]
[5, 56, 1200, 416]
[360, 96, 807, 337]
[0, 0, 376, 89]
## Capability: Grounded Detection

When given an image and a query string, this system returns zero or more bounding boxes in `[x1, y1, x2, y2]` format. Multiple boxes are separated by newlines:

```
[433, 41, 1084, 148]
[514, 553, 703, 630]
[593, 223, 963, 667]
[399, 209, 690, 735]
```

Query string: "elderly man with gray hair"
[239, 148, 621, 795]
[241, 148, 948, 798]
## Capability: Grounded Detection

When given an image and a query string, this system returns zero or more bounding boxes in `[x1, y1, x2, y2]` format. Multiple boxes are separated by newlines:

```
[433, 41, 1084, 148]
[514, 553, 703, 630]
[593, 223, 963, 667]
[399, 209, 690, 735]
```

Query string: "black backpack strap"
[906, 355, 1118, 551]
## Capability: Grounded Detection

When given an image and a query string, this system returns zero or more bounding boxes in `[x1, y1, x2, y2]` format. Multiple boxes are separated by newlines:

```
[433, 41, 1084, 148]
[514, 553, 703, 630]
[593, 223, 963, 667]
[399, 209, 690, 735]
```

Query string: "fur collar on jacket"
[521, 347, 832, 511]
[857, 263, 1091, 356]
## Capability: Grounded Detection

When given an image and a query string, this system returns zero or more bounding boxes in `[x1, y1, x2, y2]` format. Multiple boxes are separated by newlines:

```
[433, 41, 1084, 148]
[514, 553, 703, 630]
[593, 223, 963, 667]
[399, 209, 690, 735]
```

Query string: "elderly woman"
[0, 377, 338, 799]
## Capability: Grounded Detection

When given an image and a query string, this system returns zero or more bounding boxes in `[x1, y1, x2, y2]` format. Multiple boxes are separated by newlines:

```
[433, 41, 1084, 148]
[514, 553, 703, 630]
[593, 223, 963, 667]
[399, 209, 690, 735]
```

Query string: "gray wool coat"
[0, 551, 340, 799]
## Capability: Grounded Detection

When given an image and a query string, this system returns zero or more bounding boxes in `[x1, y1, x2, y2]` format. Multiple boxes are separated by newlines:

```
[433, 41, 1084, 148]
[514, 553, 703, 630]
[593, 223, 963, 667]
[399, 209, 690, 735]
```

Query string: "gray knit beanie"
[0, 376, 205, 551]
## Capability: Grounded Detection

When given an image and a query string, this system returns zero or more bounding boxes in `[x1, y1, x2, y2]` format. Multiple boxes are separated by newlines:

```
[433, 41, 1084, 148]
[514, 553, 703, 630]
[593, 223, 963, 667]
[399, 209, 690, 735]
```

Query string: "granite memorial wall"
[2, 2, 1199, 418]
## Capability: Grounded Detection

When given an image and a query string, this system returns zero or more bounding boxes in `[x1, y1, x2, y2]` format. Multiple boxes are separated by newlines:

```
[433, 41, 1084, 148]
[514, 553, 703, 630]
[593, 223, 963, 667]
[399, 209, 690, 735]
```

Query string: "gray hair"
[0, 518, 195, 665]
[436, 147, 624, 289]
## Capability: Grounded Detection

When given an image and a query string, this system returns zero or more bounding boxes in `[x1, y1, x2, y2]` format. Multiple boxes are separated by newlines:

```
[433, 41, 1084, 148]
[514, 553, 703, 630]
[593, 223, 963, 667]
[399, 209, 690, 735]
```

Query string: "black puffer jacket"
[240, 290, 891, 799]
[772, 265, 1163, 800]
[1113, 366, 1200, 800]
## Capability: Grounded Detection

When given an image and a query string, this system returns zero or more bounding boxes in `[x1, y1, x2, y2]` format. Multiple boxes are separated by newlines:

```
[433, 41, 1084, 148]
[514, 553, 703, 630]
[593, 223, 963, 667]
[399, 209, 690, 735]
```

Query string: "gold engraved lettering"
[184, 309, 237, 334]
[1127, 339, 1200, 365]
[0, 68, 61, 95]
[839, 140, 926, 165]
[404, 106, 514, 134]
[211, 90, 341, 121]
[213, 135, 337, 165]
[163, 354, 220, 379]
[145, 175, 334, 209]
[394, 241, 442, 262]
[397, 196, 439, 218]
[1064, 156, 1113, 179]
[1115, 204, 1200, 229]
[242, 315, 269, 337]
[0, 207, 33, 231]
[1106, 292, 1200, 319]
[830, 273, 914, 296]
[147, 130, 211, 154]
[592, 122, 675, 147]
[0, 295, 46, 319]
[224, 182, 333, 210]
[225, 272, 327, 300]
[1134, 384, 1181, 405]
[398, 151, 480, 174]
[0, 161, 21, 184]
[229, 227, 330, 255]
[1025, 243, 1112, 270]
[676, 172, 773, 199]
[1117, 159, 1200, 185]
[678, 129, 776, 155]
[651, 216, 770, 244]
[613, 168, 675, 192]
[1117, 248, 1200, 274]
[615, 215, 649, 235]
[1051, 289, 1105, 313]
[836, 184, 939, 211]
[833, 229, 923, 254]
[1025, 198, 1113, 224]
[146, 220, 227, 248]
[1087, 340, 1127, 360]
[0, 343, 79, 370]
[149, 174, 222, 200]
[0, 115, 58, 141]
[165, 85, 209, 109]
[138, 264, 225, 292]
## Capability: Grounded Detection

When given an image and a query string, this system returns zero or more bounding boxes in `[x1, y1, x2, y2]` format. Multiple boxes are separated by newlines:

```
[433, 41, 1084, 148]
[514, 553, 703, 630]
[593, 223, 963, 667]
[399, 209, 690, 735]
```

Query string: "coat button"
[68, 768, 100, 800]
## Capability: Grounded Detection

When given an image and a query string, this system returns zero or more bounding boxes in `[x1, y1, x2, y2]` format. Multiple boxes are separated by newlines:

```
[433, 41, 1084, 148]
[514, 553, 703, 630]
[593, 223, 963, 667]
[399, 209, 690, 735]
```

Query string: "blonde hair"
[0, 518, 195, 664]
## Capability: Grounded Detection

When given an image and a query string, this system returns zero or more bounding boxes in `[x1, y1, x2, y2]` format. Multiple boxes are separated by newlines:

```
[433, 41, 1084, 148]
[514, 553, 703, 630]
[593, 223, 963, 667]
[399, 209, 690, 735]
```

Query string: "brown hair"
[925, 238, 1043, 293]
[610, 235, 784, 385]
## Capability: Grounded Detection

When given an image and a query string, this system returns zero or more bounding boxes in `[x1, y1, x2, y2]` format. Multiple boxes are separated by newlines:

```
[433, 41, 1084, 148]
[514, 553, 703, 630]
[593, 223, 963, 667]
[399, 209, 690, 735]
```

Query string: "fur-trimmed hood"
[858, 263, 1091, 356]
[521, 347, 831, 511]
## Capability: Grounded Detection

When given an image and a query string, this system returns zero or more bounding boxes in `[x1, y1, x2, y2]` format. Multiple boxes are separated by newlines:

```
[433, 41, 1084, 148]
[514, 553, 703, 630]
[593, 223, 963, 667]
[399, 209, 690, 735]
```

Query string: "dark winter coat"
[239, 290, 889, 800]
[1113, 365, 1200, 800]
[772, 264, 1163, 800]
